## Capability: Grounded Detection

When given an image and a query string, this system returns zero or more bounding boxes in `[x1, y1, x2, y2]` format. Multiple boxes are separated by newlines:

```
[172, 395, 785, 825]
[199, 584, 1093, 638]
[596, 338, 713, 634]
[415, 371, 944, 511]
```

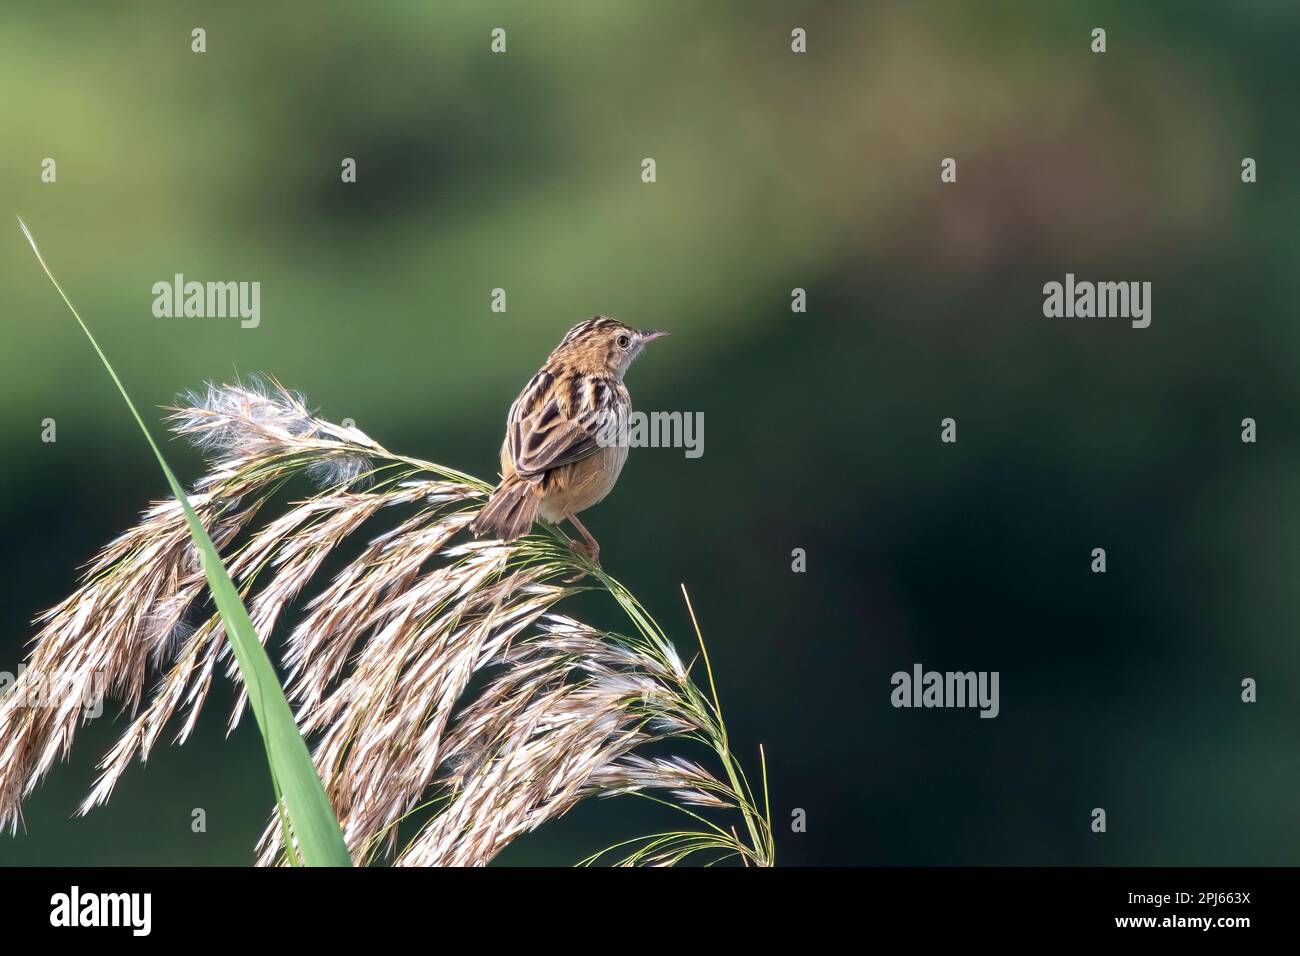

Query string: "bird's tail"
[470, 476, 542, 542]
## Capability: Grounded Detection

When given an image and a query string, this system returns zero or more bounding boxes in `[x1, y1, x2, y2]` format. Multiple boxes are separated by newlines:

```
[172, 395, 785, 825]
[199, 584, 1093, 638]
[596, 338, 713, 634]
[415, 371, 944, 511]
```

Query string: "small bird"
[469, 315, 668, 565]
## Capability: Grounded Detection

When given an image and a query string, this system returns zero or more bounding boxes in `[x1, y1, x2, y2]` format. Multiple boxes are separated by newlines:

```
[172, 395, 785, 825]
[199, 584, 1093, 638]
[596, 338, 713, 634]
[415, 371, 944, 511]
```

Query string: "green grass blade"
[18, 217, 352, 867]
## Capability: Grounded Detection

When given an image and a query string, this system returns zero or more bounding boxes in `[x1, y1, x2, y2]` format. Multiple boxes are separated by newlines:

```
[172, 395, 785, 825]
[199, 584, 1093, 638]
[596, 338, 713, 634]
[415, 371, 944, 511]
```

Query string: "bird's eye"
[616, 334, 630, 349]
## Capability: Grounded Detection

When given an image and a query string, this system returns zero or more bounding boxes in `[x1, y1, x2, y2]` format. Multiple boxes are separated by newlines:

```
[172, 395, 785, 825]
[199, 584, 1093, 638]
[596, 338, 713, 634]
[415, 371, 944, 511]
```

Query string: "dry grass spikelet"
[0, 378, 773, 866]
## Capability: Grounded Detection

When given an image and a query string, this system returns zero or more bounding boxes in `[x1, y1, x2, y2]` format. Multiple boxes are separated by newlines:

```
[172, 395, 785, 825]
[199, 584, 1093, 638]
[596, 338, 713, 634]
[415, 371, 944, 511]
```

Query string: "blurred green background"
[3, 1, 1298, 865]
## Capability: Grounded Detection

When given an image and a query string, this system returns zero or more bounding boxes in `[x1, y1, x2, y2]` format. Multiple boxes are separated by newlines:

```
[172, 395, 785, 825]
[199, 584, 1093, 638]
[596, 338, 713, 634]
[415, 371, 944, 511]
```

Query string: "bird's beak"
[639, 328, 670, 343]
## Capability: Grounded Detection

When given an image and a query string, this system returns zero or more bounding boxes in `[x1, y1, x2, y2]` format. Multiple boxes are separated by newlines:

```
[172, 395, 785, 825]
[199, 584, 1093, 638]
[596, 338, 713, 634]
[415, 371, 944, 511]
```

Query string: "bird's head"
[551, 315, 669, 379]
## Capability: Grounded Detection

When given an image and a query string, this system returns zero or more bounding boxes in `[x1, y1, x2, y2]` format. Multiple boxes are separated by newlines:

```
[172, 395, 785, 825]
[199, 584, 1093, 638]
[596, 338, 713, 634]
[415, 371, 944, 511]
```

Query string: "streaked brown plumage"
[469, 315, 667, 563]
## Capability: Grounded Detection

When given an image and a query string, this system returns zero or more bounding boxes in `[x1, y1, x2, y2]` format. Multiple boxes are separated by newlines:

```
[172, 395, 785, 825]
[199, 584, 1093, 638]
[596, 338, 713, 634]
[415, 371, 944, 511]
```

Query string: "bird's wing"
[506, 370, 621, 480]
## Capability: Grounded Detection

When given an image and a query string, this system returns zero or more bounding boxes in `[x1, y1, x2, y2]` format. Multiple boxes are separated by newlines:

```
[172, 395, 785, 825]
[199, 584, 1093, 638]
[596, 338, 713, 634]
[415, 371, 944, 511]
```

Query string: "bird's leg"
[566, 513, 601, 565]
[560, 513, 601, 583]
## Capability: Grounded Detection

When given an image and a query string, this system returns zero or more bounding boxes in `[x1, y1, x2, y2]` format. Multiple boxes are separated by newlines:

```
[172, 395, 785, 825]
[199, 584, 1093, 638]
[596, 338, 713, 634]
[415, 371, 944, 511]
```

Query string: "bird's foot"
[562, 538, 600, 583]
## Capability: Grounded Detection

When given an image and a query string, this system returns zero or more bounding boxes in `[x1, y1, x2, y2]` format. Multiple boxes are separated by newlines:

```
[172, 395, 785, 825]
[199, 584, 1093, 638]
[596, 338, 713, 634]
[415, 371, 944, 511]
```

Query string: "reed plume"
[0, 378, 772, 867]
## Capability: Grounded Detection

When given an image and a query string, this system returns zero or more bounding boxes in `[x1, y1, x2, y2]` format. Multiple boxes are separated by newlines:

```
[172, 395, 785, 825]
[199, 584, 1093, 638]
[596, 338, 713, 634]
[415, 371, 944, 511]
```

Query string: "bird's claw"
[562, 538, 600, 583]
